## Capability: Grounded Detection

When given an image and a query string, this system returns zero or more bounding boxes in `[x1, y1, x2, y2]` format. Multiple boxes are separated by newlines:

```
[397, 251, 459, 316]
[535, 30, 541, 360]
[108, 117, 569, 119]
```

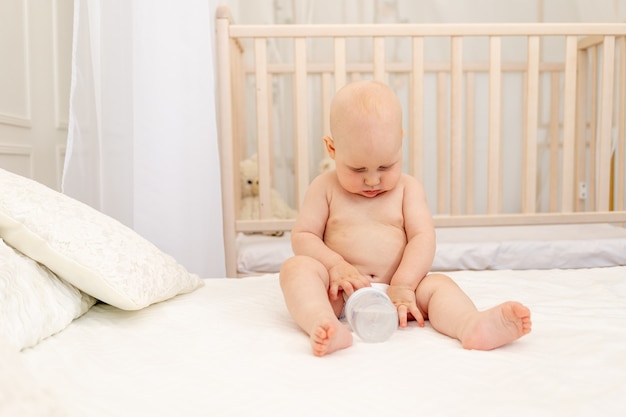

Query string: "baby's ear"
[323, 136, 336, 158]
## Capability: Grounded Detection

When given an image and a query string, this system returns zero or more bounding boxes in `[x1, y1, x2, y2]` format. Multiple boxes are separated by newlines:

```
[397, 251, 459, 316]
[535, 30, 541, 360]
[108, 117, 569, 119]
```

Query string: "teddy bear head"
[240, 155, 259, 197]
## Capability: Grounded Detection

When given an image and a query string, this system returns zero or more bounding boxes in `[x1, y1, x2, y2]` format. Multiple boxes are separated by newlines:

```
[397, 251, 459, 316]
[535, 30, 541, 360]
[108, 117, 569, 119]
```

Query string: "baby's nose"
[364, 173, 380, 186]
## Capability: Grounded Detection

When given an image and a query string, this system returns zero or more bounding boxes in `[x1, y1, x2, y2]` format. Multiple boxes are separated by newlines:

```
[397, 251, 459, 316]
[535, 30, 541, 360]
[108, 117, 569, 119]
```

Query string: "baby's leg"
[279, 256, 352, 356]
[416, 273, 531, 350]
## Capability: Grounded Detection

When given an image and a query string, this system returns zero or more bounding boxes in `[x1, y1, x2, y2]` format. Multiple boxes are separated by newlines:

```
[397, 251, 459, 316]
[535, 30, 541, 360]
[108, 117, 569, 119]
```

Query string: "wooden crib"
[215, 7, 626, 277]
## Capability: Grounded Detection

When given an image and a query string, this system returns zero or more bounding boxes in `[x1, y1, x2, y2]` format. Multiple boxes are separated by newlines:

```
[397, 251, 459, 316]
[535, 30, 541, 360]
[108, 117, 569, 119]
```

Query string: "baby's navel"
[366, 274, 391, 285]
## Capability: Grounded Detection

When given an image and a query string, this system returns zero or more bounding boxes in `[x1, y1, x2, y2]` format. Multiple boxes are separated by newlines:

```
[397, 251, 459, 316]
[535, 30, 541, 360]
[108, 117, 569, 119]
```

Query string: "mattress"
[19, 266, 626, 417]
[237, 223, 626, 274]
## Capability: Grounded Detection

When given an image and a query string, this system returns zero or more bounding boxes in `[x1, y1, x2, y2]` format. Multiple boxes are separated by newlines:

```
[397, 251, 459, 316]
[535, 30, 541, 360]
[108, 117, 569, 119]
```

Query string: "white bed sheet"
[20, 266, 626, 417]
[237, 224, 626, 274]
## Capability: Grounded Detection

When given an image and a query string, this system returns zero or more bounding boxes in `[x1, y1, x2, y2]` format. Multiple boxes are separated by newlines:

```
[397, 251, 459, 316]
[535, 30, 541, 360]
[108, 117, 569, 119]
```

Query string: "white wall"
[0, 0, 73, 189]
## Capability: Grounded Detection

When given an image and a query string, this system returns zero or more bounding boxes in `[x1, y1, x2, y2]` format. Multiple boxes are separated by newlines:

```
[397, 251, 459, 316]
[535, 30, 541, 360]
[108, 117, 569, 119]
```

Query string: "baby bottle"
[344, 283, 398, 343]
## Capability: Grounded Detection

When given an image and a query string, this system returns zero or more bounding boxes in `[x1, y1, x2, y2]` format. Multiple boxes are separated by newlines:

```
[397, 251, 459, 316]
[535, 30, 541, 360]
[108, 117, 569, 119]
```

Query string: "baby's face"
[328, 80, 404, 198]
[332, 122, 403, 198]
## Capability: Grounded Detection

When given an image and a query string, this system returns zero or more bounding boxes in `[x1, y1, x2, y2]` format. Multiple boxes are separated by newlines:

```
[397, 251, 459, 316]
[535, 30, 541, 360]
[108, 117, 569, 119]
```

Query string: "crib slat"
[216, 14, 237, 277]
[410, 37, 424, 181]
[374, 37, 386, 82]
[267, 73, 275, 183]
[487, 36, 502, 214]
[230, 43, 246, 167]
[294, 37, 310, 208]
[334, 37, 346, 91]
[549, 72, 560, 212]
[450, 36, 463, 215]
[437, 72, 448, 214]
[465, 72, 476, 214]
[597, 36, 615, 211]
[588, 46, 598, 210]
[523, 36, 540, 213]
[249, 61, 565, 76]
[561, 36, 579, 212]
[575, 47, 588, 213]
[322, 73, 332, 138]
[617, 36, 626, 211]
[229, 23, 626, 38]
[432, 211, 626, 227]
[254, 38, 272, 219]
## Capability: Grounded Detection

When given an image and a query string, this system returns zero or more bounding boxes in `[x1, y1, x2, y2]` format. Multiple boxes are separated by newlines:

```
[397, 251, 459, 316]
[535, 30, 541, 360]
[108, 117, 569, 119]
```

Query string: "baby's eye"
[351, 167, 366, 173]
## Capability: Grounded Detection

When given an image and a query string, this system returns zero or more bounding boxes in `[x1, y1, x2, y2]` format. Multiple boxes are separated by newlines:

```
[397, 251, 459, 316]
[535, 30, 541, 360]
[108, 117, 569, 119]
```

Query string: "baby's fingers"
[404, 301, 424, 327]
[411, 307, 425, 327]
[397, 303, 424, 328]
[328, 283, 340, 301]
[340, 281, 359, 298]
[396, 304, 409, 328]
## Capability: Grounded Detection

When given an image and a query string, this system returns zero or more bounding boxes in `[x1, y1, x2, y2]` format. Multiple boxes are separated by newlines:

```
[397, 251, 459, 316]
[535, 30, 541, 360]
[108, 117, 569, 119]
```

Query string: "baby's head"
[324, 80, 404, 197]
[329, 80, 403, 141]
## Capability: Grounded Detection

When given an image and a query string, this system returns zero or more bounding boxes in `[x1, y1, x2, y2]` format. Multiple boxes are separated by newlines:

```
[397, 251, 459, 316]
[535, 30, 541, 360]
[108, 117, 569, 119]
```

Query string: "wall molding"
[0, 143, 34, 178]
[0, 143, 32, 155]
[0, 113, 32, 128]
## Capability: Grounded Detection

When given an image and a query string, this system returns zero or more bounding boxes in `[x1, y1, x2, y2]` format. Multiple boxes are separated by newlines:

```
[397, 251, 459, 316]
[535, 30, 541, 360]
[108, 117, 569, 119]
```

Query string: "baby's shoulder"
[306, 170, 339, 195]
[398, 173, 422, 188]
[396, 174, 427, 201]
[311, 170, 338, 187]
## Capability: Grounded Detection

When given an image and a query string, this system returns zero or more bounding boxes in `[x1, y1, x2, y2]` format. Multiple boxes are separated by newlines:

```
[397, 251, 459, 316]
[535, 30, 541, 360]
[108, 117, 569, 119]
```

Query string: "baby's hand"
[387, 285, 424, 328]
[328, 261, 370, 301]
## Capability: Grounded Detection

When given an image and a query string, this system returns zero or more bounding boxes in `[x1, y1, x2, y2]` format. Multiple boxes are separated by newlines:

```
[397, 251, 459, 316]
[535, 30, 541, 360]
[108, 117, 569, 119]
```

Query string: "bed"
[2, 7, 626, 417]
[10, 267, 626, 416]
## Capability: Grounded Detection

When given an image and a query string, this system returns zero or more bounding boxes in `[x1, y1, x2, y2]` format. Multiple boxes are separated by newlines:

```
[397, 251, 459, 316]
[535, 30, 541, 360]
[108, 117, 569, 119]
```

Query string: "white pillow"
[0, 168, 203, 310]
[433, 224, 626, 270]
[236, 232, 293, 274]
[0, 239, 96, 350]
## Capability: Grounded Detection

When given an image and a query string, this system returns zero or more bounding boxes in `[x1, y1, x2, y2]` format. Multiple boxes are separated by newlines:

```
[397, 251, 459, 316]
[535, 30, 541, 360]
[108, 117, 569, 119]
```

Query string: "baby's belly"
[324, 224, 406, 283]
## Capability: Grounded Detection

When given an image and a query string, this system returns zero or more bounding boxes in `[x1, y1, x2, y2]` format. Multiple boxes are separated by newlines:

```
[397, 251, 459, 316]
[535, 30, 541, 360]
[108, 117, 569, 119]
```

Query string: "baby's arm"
[291, 173, 370, 299]
[388, 176, 436, 327]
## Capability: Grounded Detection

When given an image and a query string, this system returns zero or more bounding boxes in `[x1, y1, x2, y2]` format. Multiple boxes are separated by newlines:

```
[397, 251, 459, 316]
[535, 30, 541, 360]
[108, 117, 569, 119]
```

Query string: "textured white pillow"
[0, 239, 96, 350]
[0, 168, 203, 310]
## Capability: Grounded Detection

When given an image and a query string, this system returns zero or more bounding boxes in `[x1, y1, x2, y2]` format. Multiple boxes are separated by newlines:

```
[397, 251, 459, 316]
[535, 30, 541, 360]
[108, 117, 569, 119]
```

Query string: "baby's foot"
[460, 302, 531, 350]
[310, 320, 353, 357]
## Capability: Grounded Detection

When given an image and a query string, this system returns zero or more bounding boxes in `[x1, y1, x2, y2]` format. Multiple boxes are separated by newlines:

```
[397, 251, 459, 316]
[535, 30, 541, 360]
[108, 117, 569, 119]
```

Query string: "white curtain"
[63, 0, 226, 278]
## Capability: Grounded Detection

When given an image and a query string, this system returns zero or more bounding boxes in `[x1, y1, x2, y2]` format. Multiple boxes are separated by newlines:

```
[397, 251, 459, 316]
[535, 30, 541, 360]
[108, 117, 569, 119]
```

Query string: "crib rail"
[216, 7, 626, 276]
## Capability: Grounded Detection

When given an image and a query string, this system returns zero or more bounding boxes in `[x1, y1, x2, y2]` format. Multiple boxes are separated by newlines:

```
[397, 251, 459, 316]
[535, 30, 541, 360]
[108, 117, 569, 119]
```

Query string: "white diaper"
[342, 283, 389, 301]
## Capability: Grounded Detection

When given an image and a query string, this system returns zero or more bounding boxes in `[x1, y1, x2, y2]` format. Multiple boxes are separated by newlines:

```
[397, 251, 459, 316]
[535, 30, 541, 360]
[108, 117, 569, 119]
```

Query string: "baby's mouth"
[363, 189, 381, 197]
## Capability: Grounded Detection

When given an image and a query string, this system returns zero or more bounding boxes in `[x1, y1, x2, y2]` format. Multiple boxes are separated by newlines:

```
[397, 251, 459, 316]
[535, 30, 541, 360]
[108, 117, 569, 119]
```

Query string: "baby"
[279, 80, 531, 356]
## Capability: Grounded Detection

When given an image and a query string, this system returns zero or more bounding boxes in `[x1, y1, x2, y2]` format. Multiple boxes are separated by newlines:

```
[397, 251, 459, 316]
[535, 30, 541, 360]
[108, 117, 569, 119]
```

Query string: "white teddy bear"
[239, 155, 297, 236]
